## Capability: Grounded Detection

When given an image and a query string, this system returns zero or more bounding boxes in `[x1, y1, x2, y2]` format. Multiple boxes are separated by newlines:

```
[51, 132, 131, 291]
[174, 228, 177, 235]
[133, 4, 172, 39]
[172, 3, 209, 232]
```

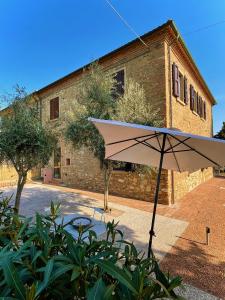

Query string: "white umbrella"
[89, 118, 225, 256]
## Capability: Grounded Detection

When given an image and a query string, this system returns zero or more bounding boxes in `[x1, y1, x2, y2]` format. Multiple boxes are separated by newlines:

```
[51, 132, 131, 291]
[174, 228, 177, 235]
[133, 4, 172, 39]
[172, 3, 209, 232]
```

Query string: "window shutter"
[203, 101, 207, 120]
[184, 76, 188, 104]
[172, 63, 179, 97]
[50, 97, 59, 120]
[196, 93, 199, 115]
[190, 85, 194, 110]
[199, 97, 203, 117]
[50, 100, 54, 120]
[114, 69, 125, 97]
[54, 97, 59, 118]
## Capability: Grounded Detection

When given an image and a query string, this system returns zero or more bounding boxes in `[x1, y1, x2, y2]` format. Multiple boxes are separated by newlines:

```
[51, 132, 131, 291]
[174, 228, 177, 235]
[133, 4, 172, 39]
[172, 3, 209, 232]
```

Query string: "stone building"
[1, 20, 216, 204]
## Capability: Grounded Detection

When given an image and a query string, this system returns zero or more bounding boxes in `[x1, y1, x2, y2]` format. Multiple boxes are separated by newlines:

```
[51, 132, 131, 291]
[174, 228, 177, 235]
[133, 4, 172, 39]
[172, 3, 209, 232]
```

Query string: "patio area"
[2, 182, 188, 261]
[1, 177, 225, 299]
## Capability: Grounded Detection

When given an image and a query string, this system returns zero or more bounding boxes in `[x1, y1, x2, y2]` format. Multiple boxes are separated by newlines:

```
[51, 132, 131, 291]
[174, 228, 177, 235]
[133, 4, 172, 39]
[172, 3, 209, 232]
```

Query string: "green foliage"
[114, 79, 163, 127]
[66, 63, 117, 164]
[0, 89, 56, 173]
[0, 196, 184, 299]
[114, 78, 163, 176]
[214, 122, 225, 140]
[0, 87, 56, 212]
[66, 64, 164, 209]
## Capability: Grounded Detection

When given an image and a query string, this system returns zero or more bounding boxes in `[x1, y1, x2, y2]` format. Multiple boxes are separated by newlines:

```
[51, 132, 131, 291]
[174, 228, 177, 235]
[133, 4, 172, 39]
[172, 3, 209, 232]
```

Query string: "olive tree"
[115, 79, 162, 127]
[0, 88, 56, 213]
[66, 64, 163, 211]
[66, 63, 117, 211]
[114, 78, 163, 175]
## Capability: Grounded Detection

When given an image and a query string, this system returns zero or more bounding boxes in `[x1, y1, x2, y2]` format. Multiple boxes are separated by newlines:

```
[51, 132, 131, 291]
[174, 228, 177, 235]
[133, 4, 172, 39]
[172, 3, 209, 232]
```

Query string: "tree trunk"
[103, 162, 113, 212]
[14, 173, 27, 214]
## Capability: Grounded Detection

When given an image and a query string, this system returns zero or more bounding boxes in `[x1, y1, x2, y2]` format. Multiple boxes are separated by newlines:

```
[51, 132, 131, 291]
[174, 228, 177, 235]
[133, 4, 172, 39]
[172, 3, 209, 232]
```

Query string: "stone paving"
[1, 178, 224, 299]
[1, 183, 187, 261]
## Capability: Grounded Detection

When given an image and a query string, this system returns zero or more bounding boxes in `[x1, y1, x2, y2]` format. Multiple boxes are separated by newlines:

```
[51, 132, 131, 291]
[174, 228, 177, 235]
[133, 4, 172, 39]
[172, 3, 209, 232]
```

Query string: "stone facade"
[37, 26, 169, 203]
[0, 21, 216, 204]
[0, 165, 32, 188]
[164, 29, 214, 203]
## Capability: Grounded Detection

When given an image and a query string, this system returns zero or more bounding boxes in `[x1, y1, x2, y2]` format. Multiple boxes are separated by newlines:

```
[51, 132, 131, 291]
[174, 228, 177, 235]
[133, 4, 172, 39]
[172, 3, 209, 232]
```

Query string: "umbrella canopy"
[90, 118, 225, 172]
[89, 117, 225, 257]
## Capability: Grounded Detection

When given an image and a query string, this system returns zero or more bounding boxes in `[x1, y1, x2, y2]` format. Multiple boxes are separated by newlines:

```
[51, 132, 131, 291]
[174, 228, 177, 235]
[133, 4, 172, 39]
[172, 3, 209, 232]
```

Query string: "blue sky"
[0, 0, 224, 133]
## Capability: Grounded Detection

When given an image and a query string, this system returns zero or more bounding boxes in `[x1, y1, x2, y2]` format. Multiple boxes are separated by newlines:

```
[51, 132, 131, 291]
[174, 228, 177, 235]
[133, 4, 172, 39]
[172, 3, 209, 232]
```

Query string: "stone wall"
[38, 31, 170, 204]
[164, 37, 214, 203]
[0, 24, 214, 205]
[0, 164, 32, 187]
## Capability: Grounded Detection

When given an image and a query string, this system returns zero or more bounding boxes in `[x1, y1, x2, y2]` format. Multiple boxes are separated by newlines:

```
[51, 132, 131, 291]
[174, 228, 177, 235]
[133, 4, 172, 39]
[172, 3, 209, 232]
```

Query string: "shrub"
[0, 196, 184, 299]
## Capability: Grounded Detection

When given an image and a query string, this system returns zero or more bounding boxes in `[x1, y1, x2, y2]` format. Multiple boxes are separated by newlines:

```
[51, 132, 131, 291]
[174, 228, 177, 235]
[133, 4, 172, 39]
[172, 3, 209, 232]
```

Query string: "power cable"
[104, 0, 149, 48]
[183, 19, 225, 36]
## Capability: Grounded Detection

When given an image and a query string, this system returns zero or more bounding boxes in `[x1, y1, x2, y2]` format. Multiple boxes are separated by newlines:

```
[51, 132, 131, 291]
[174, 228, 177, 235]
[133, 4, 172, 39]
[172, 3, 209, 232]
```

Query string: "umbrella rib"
[167, 136, 181, 172]
[106, 134, 161, 159]
[106, 142, 139, 159]
[164, 137, 191, 152]
[168, 134, 221, 167]
[155, 131, 162, 150]
[166, 149, 193, 153]
[134, 139, 161, 153]
[106, 133, 157, 146]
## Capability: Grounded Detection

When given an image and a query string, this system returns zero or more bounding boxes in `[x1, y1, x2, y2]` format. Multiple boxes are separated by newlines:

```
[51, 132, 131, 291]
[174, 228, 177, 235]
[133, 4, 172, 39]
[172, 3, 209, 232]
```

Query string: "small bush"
[0, 195, 184, 299]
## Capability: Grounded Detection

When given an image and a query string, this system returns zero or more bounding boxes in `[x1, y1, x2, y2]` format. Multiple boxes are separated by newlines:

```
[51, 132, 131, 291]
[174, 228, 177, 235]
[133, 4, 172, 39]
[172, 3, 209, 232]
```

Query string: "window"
[113, 162, 134, 172]
[172, 62, 207, 120]
[178, 72, 184, 102]
[203, 101, 207, 120]
[172, 63, 179, 97]
[112, 69, 125, 98]
[184, 76, 188, 104]
[190, 85, 195, 111]
[50, 97, 59, 120]
[66, 158, 70, 166]
[199, 96, 203, 117]
[53, 147, 61, 178]
[172, 64, 188, 105]
[194, 91, 198, 113]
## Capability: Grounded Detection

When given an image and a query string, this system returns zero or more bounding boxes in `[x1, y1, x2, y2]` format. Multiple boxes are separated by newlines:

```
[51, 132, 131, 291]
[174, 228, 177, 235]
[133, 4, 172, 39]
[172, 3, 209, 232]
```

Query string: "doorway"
[53, 147, 61, 179]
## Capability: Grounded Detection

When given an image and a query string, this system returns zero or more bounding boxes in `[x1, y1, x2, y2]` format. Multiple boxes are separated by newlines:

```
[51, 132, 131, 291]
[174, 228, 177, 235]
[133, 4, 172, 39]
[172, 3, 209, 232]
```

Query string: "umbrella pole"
[148, 133, 167, 258]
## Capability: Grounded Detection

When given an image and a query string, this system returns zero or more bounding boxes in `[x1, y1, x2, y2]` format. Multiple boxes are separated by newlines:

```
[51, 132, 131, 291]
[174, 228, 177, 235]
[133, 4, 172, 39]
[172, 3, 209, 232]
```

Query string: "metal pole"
[148, 133, 167, 258]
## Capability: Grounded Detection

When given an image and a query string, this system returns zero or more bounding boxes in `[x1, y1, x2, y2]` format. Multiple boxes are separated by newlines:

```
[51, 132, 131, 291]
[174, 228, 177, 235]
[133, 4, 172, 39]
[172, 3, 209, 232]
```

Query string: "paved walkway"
[1, 177, 225, 299]
[1, 183, 187, 261]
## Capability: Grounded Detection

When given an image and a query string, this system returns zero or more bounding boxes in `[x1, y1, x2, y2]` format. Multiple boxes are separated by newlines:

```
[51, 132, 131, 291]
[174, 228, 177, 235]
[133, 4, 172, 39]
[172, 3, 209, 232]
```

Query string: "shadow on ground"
[160, 239, 225, 299]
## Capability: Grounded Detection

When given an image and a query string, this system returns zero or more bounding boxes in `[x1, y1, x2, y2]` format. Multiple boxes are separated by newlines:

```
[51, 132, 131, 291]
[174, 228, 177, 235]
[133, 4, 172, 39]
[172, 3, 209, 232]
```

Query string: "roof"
[35, 20, 215, 105]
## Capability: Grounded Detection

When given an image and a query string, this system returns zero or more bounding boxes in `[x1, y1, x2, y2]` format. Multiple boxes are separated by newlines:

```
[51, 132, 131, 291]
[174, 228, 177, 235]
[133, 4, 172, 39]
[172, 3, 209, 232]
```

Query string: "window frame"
[50, 97, 59, 120]
[178, 71, 184, 103]
[111, 67, 126, 99]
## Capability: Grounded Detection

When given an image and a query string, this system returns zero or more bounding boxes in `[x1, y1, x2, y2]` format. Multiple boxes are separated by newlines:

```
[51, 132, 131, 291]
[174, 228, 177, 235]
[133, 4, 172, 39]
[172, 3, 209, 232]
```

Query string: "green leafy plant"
[0, 195, 184, 299]
[0, 86, 56, 213]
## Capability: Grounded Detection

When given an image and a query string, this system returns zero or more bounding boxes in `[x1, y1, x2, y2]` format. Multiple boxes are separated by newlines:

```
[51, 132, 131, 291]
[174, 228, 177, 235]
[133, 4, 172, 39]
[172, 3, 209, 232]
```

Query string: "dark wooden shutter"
[196, 93, 199, 115]
[199, 96, 203, 117]
[113, 69, 125, 97]
[172, 63, 179, 97]
[190, 85, 194, 110]
[184, 76, 188, 104]
[203, 101, 207, 120]
[50, 97, 59, 120]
